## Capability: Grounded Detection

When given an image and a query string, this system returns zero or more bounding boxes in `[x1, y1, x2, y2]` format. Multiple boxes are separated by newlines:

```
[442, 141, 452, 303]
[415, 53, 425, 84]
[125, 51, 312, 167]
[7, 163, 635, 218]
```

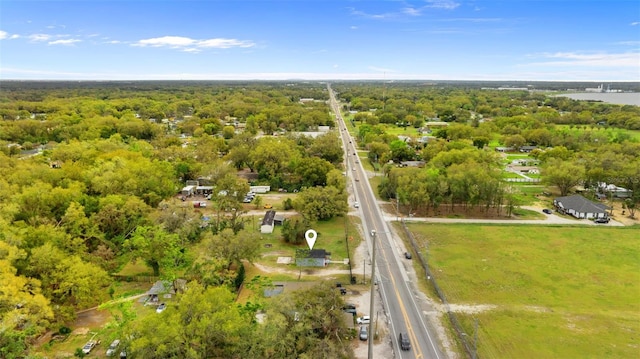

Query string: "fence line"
[400, 220, 477, 359]
[504, 177, 541, 183]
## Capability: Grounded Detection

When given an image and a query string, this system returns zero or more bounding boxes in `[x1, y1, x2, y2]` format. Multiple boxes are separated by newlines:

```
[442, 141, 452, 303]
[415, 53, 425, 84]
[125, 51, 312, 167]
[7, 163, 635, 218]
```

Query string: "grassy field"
[407, 223, 640, 358]
[554, 125, 640, 141]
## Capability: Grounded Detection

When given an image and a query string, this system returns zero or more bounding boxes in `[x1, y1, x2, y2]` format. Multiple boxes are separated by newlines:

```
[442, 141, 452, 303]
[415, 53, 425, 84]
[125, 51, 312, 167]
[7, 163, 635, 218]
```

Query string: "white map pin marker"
[305, 229, 317, 250]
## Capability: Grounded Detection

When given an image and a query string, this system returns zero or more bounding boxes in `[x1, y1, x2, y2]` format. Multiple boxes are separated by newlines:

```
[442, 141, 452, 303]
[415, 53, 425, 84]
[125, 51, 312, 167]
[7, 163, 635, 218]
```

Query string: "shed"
[181, 185, 195, 196]
[261, 210, 276, 234]
[296, 249, 330, 267]
[553, 194, 610, 219]
[274, 214, 285, 225]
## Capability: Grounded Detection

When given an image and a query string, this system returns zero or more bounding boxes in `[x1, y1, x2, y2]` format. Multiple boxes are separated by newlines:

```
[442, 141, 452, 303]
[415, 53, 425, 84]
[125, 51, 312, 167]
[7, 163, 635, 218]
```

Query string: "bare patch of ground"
[445, 303, 497, 314]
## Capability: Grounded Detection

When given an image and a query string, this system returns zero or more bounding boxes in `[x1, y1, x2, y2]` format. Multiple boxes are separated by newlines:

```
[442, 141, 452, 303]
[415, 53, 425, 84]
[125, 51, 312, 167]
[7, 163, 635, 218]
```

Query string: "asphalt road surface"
[328, 84, 445, 359]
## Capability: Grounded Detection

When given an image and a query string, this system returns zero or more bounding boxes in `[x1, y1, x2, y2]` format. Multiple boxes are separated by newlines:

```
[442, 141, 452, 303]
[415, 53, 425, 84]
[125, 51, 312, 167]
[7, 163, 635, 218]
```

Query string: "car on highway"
[82, 340, 97, 354]
[354, 201, 359, 208]
[542, 209, 552, 214]
[106, 339, 121, 357]
[156, 303, 167, 313]
[399, 332, 411, 351]
[359, 325, 368, 341]
[356, 315, 370, 324]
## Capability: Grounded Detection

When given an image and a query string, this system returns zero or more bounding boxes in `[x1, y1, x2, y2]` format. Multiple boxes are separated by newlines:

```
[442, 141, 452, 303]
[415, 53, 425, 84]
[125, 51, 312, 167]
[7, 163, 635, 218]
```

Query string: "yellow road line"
[378, 240, 423, 359]
[362, 195, 423, 359]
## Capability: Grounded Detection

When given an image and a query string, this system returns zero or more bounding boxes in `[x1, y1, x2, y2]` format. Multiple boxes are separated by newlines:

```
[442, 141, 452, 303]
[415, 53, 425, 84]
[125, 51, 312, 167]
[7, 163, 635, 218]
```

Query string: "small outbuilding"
[553, 194, 610, 219]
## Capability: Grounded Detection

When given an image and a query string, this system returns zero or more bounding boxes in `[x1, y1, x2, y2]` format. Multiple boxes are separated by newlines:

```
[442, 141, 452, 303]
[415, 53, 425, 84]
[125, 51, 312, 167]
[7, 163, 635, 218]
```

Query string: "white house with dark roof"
[261, 210, 276, 234]
[553, 194, 610, 219]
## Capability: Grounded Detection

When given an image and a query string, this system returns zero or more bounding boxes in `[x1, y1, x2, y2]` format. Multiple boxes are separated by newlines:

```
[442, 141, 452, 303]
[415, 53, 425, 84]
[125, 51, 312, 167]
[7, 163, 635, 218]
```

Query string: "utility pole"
[367, 230, 377, 359]
[473, 318, 478, 359]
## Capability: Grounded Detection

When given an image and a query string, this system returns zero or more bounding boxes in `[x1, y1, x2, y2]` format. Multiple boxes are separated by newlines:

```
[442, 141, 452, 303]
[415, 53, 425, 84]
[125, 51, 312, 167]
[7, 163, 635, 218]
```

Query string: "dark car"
[342, 303, 356, 315]
[594, 217, 610, 224]
[404, 252, 412, 259]
[542, 209, 552, 214]
[399, 332, 411, 351]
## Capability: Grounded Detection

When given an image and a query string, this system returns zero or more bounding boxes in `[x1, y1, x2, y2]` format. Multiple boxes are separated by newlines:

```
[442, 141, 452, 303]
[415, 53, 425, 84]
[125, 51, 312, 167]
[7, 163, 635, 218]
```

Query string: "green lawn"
[407, 223, 640, 359]
[257, 216, 362, 266]
[554, 125, 640, 142]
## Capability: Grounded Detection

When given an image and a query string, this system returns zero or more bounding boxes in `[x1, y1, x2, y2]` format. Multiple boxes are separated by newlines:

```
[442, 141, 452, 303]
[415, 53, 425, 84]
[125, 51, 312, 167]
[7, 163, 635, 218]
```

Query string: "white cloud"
[531, 51, 640, 68]
[350, 0, 459, 21]
[350, 26, 358, 30]
[402, 7, 422, 16]
[631, 21, 639, 26]
[133, 36, 255, 50]
[104, 40, 122, 44]
[48, 39, 81, 46]
[1, 31, 20, 40]
[136, 36, 196, 47]
[615, 40, 640, 46]
[425, 0, 461, 10]
[29, 34, 52, 42]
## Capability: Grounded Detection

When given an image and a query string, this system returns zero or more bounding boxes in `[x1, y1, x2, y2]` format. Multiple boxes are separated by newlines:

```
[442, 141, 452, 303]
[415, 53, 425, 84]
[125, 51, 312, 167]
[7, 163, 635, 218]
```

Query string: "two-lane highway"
[328, 84, 445, 359]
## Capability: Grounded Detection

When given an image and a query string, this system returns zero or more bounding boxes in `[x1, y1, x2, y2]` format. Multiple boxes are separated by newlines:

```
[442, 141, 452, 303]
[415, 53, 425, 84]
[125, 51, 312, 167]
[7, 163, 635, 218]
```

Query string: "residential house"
[250, 185, 271, 193]
[261, 210, 276, 234]
[400, 161, 426, 168]
[495, 146, 515, 153]
[296, 249, 330, 267]
[553, 194, 610, 219]
[519, 145, 538, 153]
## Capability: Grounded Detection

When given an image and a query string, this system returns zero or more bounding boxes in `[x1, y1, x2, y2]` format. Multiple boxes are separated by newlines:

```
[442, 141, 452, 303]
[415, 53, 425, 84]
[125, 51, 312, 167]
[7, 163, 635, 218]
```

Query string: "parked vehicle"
[404, 252, 412, 259]
[357, 315, 370, 324]
[354, 201, 359, 208]
[156, 303, 167, 313]
[594, 217, 610, 223]
[343, 307, 357, 315]
[542, 209, 552, 214]
[399, 332, 411, 351]
[264, 204, 273, 209]
[106, 339, 121, 357]
[82, 340, 97, 354]
[359, 326, 368, 341]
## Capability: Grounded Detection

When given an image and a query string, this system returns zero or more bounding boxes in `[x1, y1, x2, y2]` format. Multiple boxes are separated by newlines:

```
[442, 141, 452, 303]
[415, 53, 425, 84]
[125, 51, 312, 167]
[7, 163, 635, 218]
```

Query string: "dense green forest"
[0, 82, 351, 358]
[0, 81, 638, 358]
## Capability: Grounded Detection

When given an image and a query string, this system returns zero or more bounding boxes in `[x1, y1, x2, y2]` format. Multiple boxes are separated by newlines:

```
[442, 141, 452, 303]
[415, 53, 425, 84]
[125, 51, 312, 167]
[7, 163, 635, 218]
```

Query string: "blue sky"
[1, 0, 639, 81]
